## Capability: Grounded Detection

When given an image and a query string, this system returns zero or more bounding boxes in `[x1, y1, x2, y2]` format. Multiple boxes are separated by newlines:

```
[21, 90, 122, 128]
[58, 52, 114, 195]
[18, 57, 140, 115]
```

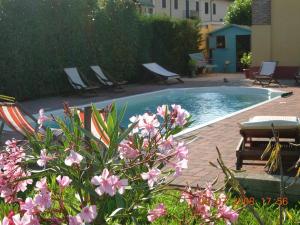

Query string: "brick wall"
[252, 0, 271, 25]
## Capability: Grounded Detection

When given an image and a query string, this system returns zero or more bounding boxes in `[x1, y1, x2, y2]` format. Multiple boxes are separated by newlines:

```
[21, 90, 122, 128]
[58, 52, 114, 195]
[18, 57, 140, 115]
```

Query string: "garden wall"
[0, 0, 199, 100]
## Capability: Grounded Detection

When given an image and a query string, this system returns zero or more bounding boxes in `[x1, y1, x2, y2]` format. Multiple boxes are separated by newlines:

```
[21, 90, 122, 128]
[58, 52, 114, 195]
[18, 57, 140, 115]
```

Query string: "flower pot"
[243, 68, 251, 79]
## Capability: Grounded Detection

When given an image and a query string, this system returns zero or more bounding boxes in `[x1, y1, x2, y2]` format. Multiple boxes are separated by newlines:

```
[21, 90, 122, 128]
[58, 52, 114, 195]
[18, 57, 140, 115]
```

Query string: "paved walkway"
[2, 73, 299, 188]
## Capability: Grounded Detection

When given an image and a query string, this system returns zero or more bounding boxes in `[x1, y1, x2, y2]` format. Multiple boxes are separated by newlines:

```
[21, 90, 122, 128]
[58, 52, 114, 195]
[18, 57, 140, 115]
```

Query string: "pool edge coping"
[175, 87, 285, 137]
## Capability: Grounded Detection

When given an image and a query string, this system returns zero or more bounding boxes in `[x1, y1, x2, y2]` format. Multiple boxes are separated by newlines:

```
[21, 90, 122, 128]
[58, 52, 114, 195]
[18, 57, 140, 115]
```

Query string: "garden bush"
[0, 104, 240, 224]
[0, 0, 199, 100]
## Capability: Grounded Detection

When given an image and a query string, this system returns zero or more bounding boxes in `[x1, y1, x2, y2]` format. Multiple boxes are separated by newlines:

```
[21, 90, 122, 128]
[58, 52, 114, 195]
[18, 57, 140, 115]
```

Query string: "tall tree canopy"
[225, 0, 252, 26]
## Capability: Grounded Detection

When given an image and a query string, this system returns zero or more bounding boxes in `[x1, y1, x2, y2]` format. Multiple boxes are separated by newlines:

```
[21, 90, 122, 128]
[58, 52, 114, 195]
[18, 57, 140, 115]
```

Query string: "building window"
[196, 1, 199, 12]
[174, 0, 178, 9]
[213, 3, 216, 14]
[205, 2, 209, 14]
[148, 8, 153, 14]
[162, 0, 166, 8]
[216, 36, 226, 48]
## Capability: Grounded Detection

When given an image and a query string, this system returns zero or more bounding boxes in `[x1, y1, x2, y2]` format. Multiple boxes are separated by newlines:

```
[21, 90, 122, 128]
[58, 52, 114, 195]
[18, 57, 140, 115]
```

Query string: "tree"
[225, 0, 252, 26]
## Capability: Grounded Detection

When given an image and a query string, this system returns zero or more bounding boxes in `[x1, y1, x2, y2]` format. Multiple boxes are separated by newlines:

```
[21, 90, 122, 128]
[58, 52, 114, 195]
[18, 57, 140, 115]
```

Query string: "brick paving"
[2, 73, 299, 188]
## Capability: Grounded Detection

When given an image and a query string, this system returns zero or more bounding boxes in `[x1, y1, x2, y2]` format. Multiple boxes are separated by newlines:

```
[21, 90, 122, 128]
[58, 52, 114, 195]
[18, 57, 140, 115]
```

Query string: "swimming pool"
[43, 86, 283, 134]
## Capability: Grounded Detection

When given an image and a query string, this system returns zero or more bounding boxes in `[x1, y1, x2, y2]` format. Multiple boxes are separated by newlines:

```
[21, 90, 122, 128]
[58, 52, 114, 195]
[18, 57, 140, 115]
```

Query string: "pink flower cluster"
[123, 105, 190, 188]
[37, 149, 54, 167]
[91, 168, 128, 196]
[147, 203, 167, 222]
[0, 140, 32, 203]
[68, 205, 97, 225]
[118, 140, 139, 160]
[181, 184, 239, 224]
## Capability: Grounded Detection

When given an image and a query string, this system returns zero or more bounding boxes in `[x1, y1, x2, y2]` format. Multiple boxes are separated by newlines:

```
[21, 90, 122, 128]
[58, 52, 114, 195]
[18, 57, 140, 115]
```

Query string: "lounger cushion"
[239, 116, 300, 130]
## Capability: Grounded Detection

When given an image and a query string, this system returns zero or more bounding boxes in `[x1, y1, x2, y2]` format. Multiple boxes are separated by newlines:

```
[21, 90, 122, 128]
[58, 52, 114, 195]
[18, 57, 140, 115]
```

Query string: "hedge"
[0, 0, 199, 100]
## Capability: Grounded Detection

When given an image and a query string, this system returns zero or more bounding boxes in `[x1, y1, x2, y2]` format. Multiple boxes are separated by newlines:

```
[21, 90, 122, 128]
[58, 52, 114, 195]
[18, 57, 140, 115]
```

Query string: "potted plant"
[188, 59, 198, 77]
[240, 52, 252, 79]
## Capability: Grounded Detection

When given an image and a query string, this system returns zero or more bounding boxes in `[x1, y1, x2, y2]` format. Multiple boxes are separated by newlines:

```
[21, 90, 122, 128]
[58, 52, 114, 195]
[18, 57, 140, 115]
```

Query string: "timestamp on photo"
[233, 197, 289, 206]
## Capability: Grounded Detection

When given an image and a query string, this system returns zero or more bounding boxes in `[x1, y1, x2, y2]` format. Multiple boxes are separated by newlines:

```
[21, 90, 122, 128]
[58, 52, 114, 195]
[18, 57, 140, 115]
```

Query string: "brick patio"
[2, 73, 299, 188]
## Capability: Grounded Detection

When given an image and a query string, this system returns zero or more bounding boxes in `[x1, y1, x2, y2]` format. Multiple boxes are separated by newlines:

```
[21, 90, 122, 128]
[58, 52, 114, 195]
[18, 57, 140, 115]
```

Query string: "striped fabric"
[77, 110, 110, 147]
[0, 104, 35, 136]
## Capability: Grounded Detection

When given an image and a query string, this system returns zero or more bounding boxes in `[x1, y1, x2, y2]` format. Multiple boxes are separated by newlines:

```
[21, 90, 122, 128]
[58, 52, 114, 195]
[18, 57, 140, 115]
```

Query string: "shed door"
[236, 35, 251, 72]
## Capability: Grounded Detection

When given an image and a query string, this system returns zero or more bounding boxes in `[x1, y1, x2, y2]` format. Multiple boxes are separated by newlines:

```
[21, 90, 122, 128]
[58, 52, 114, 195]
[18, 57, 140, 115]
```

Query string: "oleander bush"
[0, 104, 241, 224]
[0, 0, 199, 100]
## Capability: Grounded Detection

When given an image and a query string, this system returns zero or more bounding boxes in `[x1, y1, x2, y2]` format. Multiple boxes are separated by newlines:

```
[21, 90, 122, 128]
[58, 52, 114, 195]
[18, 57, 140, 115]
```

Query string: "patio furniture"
[142, 63, 184, 83]
[236, 116, 300, 170]
[189, 52, 217, 73]
[0, 102, 62, 138]
[90, 65, 127, 88]
[253, 61, 280, 86]
[76, 107, 110, 147]
[64, 68, 99, 92]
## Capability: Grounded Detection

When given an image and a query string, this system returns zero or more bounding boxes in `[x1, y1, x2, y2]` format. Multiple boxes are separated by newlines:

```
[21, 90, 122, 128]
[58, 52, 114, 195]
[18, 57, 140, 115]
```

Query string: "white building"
[139, 0, 231, 22]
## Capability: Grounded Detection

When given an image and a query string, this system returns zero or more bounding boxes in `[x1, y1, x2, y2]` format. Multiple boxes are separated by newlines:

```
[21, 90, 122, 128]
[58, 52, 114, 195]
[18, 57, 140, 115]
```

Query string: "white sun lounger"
[142, 63, 184, 83]
[90, 65, 127, 88]
[253, 61, 279, 86]
[239, 116, 300, 130]
[64, 68, 98, 92]
[90, 65, 114, 86]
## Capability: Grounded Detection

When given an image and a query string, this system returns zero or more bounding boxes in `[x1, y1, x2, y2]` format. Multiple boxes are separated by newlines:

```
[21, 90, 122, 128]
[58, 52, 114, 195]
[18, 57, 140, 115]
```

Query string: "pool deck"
[3, 73, 299, 188]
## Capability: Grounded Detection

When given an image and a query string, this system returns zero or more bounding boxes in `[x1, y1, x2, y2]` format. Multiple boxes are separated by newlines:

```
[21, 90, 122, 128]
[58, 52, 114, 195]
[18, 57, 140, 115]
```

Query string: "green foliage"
[225, 0, 252, 26]
[0, 0, 199, 100]
[240, 52, 252, 69]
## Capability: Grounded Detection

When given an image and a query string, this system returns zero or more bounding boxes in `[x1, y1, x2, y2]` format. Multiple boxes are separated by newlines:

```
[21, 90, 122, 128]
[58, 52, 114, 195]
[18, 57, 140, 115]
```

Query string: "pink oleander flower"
[157, 105, 169, 118]
[12, 213, 39, 225]
[37, 109, 49, 128]
[56, 175, 72, 189]
[37, 149, 53, 167]
[158, 135, 175, 154]
[118, 140, 139, 159]
[35, 177, 48, 193]
[0, 141, 32, 203]
[129, 115, 140, 134]
[138, 113, 160, 137]
[174, 142, 188, 160]
[91, 168, 128, 196]
[79, 205, 97, 223]
[141, 168, 161, 188]
[109, 175, 128, 195]
[34, 191, 51, 212]
[64, 150, 83, 166]
[147, 203, 167, 222]
[217, 205, 239, 224]
[20, 197, 37, 215]
[171, 159, 188, 177]
[171, 104, 190, 127]
[0, 217, 10, 225]
[68, 215, 83, 225]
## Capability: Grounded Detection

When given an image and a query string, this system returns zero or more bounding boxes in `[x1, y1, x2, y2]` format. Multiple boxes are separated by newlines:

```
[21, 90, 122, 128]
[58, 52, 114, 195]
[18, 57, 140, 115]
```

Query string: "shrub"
[0, 104, 240, 224]
[240, 52, 252, 69]
[0, 0, 199, 100]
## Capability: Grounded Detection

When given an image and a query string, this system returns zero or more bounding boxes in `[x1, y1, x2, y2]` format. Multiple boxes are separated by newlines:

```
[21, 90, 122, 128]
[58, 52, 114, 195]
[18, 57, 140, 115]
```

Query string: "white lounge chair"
[142, 63, 184, 83]
[64, 68, 98, 92]
[253, 61, 279, 86]
[90, 65, 127, 88]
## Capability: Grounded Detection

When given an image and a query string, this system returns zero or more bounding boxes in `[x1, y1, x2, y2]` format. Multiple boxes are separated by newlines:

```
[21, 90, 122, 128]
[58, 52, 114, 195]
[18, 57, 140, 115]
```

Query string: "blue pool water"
[44, 87, 282, 129]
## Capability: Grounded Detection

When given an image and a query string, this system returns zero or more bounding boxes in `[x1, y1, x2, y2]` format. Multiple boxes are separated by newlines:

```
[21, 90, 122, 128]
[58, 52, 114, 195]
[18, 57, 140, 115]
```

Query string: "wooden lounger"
[236, 116, 300, 170]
